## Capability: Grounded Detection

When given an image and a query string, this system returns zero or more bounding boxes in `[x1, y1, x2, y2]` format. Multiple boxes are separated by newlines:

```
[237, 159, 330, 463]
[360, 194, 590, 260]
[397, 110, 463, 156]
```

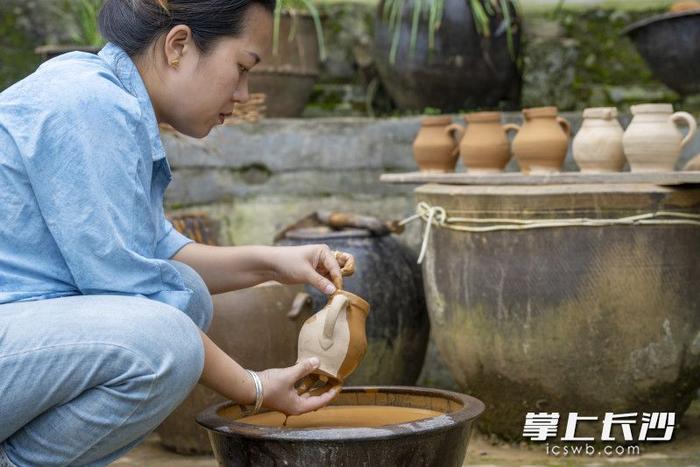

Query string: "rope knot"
[416, 202, 447, 226]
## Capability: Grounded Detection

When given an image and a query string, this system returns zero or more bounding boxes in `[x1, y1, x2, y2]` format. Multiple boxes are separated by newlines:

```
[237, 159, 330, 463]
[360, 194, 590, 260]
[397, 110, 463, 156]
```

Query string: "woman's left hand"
[271, 244, 353, 295]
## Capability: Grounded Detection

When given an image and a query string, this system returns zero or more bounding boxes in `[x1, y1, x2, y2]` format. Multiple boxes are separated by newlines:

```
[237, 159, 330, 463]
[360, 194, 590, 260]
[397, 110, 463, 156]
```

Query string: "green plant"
[63, 0, 104, 46]
[273, 0, 326, 60]
[381, 0, 521, 64]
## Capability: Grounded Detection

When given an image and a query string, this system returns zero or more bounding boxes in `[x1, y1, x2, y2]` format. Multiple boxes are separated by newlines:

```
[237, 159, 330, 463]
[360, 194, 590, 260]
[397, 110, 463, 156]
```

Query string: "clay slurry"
[235, 405, 444, 428]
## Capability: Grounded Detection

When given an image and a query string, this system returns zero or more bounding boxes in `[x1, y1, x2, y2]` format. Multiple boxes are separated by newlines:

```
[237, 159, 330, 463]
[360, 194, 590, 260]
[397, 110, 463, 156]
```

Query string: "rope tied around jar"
[400, 201, 700, 264]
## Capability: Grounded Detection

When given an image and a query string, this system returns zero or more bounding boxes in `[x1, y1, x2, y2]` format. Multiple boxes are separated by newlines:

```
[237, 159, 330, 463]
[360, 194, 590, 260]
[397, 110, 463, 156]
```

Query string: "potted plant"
[249, 0, 327, 117]
[35, 0, 104, 62]
[373, 0, 523, 112]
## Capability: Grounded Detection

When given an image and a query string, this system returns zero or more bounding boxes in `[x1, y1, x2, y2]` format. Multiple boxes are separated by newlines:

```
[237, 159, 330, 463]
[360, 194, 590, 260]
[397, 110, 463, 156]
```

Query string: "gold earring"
[170, 58, 180, 68]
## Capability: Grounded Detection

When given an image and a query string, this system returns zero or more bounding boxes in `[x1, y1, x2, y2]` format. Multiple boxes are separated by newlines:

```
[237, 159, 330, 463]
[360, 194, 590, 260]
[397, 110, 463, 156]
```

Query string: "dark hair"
[98, 0, 276, 57]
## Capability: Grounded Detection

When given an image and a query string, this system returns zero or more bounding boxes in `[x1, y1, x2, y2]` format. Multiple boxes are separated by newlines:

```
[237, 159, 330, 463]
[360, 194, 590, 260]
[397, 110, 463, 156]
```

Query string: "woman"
[0, 0, 345, 465]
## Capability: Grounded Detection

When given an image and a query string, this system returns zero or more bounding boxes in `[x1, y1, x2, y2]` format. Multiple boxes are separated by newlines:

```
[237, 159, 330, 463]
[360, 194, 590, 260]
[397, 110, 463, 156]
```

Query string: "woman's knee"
[167, 260, 213, 331]
[104, 299, 205, 407]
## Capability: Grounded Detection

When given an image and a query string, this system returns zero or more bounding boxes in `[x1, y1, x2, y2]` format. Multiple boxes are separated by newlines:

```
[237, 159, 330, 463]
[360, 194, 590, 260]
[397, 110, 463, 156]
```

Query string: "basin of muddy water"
[197, 386, 484, 466]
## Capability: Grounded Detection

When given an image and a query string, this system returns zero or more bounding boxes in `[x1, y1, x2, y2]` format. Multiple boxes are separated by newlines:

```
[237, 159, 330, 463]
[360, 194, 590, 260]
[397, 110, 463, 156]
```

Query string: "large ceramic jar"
[622, 103, 697, 172]
[412, 116, 460, 173]
[373, 0, 522, 112]
[276, 227, 430, 387]
[416, 183, 700, 440]
[572, 107, 625, 173]
[508, 106, 571, 174]
[447, 112, 512, 173]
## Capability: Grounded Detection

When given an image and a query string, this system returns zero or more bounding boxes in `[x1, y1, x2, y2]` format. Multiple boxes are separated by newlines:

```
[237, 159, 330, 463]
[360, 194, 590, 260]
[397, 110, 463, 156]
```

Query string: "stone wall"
[164, 113, 700, 390]
[163, 113, 700, 246]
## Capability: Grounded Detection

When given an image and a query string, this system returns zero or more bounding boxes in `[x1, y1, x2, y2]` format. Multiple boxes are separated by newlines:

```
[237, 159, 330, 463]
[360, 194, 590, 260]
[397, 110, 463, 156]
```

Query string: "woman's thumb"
[311, 270, 336, 295]
[294, 357, 320, 380]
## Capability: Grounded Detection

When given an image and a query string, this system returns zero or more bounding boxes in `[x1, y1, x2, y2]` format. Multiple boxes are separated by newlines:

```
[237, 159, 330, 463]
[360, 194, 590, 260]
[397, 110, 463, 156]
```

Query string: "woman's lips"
[218, 112, 233, 124]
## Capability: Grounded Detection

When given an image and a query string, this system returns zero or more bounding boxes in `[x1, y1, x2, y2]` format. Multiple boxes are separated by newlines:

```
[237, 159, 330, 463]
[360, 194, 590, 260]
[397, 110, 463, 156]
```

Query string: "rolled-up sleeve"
[155, 217, 192, 259]
[18, 84, 193, 311]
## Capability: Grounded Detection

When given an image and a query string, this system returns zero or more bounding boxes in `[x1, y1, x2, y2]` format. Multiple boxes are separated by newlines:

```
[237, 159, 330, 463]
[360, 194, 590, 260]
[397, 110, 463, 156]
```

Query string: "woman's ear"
[163, 25, 194, 67]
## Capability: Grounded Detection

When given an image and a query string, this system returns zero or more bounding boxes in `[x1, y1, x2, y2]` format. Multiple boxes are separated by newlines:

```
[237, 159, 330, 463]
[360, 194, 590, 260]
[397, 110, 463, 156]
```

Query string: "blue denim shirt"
[0, 43, 194, 310]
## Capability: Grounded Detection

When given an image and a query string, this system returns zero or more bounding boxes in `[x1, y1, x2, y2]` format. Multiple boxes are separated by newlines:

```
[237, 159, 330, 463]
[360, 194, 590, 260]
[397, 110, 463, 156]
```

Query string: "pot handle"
[556, 117, 572, 137]
[445, 123, 465, 142]
[319, 294, 349, 351]
[445, 123, 465, 158]
[503, 123, 520, 136]
[670, 111, 698, 148]
[287, 292, 312, 320]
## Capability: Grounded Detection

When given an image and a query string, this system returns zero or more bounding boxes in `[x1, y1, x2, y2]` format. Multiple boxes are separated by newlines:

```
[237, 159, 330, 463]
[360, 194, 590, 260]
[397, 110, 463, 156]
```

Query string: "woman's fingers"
[318, 247, 342, 292]
[292, 357, 321, 381]
[310, 268, 337, 295]
[294, 385, 340, 413]
[295, 374, 317, 395]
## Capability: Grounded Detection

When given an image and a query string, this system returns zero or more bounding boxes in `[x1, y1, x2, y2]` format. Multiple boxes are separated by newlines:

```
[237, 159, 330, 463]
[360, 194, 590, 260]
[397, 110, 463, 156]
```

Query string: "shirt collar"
[98, 42, 166, 161]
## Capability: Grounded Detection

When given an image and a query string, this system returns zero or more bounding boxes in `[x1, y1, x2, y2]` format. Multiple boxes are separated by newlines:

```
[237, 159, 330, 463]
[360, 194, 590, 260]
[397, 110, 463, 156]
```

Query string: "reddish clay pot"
[508, 106, 571, 174]
[412, 116, 460, 173]
[447, 112, 513, 173]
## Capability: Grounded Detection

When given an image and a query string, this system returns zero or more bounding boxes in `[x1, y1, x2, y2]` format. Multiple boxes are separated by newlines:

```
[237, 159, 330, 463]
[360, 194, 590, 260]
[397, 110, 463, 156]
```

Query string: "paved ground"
[111, 401, 700, 466]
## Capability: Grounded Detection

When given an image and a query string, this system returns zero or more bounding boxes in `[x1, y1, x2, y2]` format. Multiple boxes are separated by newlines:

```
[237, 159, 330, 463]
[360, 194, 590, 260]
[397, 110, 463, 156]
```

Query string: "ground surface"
[111, 401, 700, 466]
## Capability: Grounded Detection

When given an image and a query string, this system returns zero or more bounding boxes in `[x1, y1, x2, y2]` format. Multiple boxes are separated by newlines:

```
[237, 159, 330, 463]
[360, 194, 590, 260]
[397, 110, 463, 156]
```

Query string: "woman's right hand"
[257, 357, 340, 416]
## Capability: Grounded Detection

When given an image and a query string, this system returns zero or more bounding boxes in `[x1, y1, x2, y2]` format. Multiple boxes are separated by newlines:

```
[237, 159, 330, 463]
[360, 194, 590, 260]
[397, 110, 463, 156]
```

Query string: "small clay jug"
[412, 116, 460, 173]
[446, 112, 512, 173]
[622, 103, 697, 172]
[507, 106, 571, 174]
[296, 290, 370, 389]
[572, 107, 625, 173]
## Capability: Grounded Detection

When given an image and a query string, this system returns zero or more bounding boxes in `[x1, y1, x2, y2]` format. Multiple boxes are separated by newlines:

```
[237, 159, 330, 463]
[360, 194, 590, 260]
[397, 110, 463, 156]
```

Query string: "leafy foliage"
[63, 0, 104, 46]
[381, 0, 521, 64]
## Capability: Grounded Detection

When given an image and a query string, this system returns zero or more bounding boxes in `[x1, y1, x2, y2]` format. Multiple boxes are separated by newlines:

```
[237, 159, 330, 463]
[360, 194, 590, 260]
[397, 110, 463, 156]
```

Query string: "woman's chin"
[171, 123, 212, 139]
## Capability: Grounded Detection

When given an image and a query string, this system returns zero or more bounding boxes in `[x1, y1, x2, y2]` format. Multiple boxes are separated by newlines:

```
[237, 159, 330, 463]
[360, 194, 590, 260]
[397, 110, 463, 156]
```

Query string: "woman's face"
[149, 5, 272, 138]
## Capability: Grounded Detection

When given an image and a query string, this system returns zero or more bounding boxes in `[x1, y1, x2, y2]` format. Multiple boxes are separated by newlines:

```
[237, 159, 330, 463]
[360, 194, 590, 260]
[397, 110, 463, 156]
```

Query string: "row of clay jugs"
[412, 116, 459, 173]
[622, 103, 697, 172]
[572, 107, 626, 173]
[446, 112, 513, 173]
[508, 106, 572, 174]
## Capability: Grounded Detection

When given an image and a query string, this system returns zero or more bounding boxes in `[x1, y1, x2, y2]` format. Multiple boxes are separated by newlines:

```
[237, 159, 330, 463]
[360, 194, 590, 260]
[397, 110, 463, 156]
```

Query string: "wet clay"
[233, 405, 443, 428]
[296, 290, 370, 389]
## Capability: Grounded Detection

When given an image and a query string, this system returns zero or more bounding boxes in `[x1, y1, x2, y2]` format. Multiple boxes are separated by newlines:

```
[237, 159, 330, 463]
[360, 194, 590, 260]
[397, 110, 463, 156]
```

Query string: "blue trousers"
[0, 261, 213, 466]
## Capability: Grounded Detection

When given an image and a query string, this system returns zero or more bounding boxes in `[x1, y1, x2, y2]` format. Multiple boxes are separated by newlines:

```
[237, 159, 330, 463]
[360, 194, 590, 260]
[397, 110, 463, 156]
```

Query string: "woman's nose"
[233, 83, 250, 105]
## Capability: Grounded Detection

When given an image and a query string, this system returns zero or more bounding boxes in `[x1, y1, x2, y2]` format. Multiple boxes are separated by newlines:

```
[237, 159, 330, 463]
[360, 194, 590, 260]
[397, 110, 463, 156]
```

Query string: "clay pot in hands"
[507, 106, 571, 174]
[572, 107, 626, 173]
[296, 290, 370, 391]
[412, 116, 460, 173]
[622, 103, 697, 172]
[446, 112, 512, 173]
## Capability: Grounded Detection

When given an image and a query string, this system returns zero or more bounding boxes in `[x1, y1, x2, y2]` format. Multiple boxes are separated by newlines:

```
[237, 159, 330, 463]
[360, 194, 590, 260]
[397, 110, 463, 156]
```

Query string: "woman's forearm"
[198, 330, 256, 404]
[172, 243, 277, 294]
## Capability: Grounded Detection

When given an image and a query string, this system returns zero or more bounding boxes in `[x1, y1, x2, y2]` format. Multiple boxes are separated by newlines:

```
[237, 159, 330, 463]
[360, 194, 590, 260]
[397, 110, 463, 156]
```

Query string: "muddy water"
[233, 405, 443, 428]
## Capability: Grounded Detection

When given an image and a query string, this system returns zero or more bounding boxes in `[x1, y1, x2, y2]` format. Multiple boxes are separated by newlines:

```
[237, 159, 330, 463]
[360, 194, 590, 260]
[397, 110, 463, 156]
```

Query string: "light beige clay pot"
[684, 153, 700, 171]
[296, 290, 370, 389]
[446, 112, 512, 173]
[412, 116, 460, 173]
[622, 103, 697, 172]
[572, 107, 625, 173]
[507, 106, 571, 174]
